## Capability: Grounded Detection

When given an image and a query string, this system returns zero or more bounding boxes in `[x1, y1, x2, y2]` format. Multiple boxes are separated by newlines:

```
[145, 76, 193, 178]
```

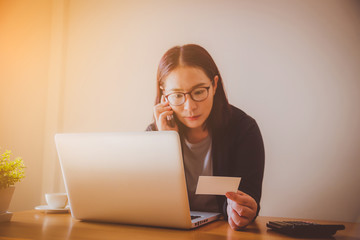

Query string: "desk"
[0, 211, 359, 240]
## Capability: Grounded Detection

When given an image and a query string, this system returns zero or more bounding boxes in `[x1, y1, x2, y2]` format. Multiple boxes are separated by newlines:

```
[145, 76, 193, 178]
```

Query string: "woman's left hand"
[225, 191, 258, 230]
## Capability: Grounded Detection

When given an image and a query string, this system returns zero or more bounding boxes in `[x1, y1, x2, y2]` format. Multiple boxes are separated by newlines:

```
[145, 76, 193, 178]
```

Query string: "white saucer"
[34, 205, 70, 213]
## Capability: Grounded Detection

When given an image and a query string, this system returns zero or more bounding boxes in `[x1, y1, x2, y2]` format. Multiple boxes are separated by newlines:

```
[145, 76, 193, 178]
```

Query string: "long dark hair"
[155, 44, 232, 133]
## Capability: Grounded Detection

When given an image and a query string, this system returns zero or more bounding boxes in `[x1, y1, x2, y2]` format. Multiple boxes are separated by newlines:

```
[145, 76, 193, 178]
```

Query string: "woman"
[146, 44, 265, 230]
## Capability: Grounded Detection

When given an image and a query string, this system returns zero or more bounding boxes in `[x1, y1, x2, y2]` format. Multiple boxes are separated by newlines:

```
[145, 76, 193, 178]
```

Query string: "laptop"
[55, 131, 221, 229]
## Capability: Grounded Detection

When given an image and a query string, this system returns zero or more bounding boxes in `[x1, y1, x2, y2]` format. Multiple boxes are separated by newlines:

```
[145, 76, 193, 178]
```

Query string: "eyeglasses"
[164, 86, 211, 106]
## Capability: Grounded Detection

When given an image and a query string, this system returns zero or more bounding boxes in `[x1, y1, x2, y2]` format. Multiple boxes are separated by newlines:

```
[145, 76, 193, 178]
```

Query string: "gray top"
[181, 134, 219, 212]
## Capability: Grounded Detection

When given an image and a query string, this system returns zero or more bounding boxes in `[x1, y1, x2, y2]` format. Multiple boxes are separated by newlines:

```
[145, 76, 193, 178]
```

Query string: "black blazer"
[146, 105, 265, 219]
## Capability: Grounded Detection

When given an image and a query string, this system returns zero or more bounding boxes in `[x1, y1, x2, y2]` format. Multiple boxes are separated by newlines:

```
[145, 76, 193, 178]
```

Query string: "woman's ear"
[213, 75, 219, 94]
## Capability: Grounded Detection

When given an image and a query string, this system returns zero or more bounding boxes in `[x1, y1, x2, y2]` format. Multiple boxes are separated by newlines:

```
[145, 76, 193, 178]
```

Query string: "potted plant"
[0, 149, 25, 215]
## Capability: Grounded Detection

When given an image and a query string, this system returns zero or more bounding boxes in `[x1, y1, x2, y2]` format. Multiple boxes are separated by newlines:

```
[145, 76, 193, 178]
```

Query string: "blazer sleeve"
[222, 118, 265, 221]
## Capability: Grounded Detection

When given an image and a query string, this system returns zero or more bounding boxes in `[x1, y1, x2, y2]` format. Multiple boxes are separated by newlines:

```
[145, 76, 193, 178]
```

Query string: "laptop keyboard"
[191, 215, 201, 220]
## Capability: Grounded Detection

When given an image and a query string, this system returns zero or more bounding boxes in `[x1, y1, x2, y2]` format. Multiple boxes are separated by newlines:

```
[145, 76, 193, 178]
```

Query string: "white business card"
[195, 176, 241, 195]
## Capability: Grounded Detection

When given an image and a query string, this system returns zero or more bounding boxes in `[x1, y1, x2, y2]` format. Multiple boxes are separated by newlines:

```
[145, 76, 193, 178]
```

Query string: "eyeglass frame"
[161, 86, 212, 106]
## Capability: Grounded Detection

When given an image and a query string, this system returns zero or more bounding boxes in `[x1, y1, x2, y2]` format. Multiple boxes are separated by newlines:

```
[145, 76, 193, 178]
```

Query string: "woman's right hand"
[153, 95, 179, 132]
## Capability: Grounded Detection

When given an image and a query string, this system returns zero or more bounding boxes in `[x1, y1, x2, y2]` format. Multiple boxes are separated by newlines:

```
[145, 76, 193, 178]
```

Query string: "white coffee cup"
[45, 193, 68, 209]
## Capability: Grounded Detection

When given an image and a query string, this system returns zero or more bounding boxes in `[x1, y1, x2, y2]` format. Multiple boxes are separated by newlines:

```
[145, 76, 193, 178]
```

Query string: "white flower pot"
[0, 186, 15, 213]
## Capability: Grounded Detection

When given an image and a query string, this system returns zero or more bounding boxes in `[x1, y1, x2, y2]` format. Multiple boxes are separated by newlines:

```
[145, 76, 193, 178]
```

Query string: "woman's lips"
[184, 115, 201, 121]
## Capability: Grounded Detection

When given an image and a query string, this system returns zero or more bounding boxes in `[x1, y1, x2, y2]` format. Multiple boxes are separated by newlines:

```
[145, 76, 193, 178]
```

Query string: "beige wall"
[0, 0, 51, 211]
[1, 0, 359, 222]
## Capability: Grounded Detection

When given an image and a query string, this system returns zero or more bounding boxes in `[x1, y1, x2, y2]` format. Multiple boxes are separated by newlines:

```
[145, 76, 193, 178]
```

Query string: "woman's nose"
[183, 94, 197, 111]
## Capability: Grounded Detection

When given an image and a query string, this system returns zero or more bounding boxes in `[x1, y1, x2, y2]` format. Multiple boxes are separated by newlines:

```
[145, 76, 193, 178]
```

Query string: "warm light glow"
[1, 0, 359, 222]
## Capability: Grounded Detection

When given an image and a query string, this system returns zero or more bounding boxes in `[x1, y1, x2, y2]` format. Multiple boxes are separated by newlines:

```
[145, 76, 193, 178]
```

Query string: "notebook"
[55, 131, 221, 229]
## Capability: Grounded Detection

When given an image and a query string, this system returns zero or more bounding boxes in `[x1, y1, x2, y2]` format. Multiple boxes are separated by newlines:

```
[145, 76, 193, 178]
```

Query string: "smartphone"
[164, 97, 176, 128]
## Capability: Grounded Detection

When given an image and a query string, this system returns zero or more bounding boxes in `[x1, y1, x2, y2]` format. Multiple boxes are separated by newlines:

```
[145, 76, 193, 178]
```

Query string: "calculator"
[266, 221, 345, 237]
